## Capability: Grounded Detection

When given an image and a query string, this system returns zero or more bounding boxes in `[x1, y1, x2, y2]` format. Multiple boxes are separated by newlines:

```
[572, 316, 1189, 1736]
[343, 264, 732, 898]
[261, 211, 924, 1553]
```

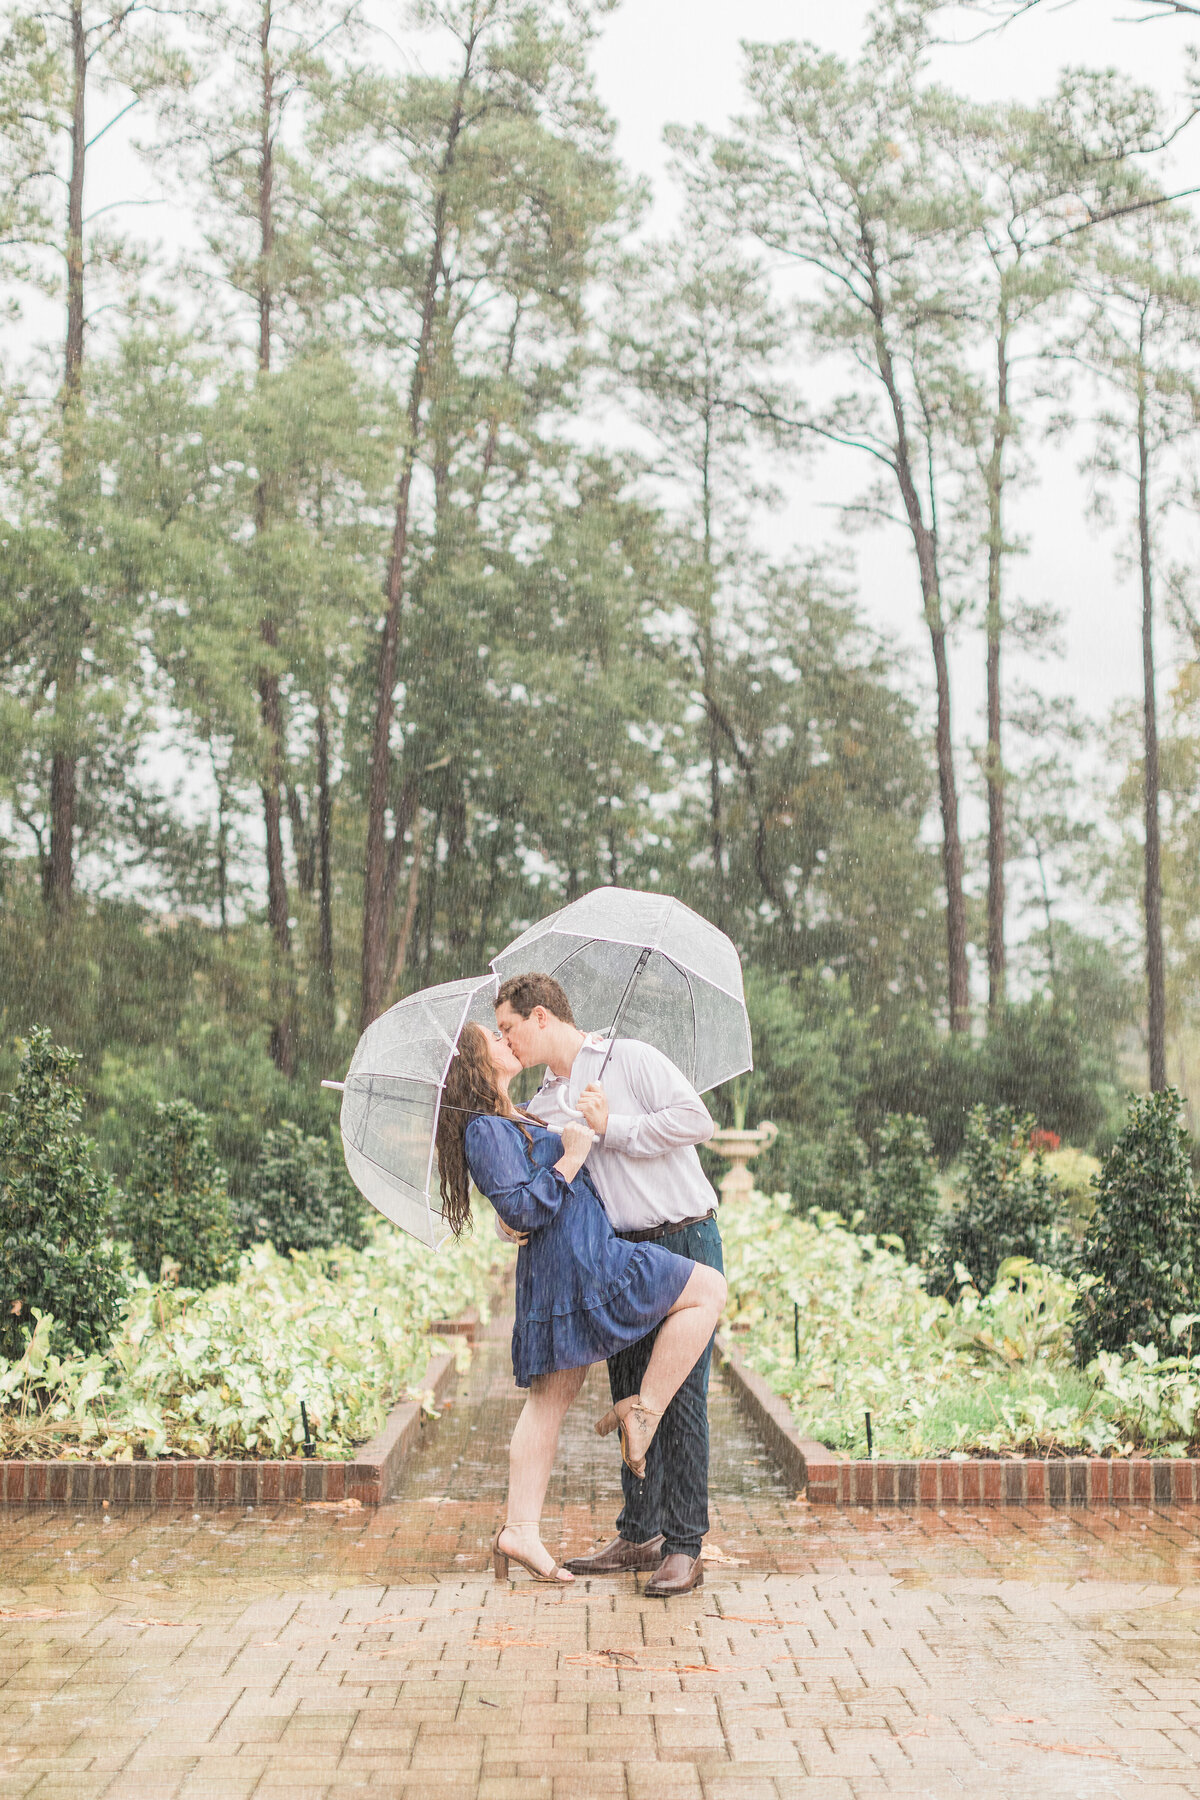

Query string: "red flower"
[1029, 1128, 1060, 1153]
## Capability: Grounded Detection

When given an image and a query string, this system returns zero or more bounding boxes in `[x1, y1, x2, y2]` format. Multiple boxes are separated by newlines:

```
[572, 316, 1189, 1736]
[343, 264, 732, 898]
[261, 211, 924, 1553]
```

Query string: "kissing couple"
[434, 970, 726, 1598]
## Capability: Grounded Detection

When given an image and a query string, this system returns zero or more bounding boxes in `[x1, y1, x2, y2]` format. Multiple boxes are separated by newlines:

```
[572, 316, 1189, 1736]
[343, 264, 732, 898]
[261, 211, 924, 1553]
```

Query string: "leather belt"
[616, 1211, 716, 1245]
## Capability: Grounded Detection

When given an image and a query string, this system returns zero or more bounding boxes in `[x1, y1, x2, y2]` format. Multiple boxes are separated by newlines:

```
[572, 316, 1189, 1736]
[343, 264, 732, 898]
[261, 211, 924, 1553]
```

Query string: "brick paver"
[3, 1319, 1200, 1795]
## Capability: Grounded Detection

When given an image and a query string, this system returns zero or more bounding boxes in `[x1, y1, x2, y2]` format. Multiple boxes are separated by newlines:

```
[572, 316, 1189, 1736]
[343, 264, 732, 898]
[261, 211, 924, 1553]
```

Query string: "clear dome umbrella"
[489, 887, 752, 1095]
[325, 972, 500, 1247]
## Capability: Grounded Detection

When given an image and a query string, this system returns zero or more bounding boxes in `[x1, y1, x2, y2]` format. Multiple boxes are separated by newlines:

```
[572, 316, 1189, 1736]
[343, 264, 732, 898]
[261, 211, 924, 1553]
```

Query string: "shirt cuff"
[602, 1112, 635, 1154]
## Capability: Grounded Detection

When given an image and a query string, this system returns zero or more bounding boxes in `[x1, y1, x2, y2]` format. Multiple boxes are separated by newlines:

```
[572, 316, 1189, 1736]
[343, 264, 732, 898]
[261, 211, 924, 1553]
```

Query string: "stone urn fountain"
[708, 1121, 779, 1202]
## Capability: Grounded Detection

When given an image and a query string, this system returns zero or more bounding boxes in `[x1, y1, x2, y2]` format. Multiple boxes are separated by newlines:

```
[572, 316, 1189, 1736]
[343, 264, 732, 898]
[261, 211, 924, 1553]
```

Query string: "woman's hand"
[554, 1119, 595, 1182]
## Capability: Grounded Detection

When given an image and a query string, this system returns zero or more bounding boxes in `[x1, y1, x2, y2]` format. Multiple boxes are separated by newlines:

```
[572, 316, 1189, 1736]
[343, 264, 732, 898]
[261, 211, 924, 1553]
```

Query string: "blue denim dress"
[464, 1114, 694, 1388]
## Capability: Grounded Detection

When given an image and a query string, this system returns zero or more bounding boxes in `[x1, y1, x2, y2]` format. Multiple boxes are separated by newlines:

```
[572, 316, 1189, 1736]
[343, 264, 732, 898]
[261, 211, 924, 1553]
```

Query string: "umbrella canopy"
[337, 972, 499, 1247]
[490, 888, 751, 1094]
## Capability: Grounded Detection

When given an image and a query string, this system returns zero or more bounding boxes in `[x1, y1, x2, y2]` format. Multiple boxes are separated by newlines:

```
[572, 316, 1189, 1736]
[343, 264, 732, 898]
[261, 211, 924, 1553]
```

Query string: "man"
[495, 971, 722, 1598]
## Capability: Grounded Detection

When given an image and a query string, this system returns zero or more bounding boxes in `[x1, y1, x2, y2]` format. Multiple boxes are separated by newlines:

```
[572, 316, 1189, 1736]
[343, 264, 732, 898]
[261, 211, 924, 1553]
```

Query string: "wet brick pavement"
[3, 1315, 1200, 1796]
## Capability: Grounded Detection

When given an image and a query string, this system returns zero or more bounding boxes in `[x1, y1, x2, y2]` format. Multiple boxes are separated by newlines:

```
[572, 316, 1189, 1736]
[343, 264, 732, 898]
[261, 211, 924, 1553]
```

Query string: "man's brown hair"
[496, 972, 576, 1025]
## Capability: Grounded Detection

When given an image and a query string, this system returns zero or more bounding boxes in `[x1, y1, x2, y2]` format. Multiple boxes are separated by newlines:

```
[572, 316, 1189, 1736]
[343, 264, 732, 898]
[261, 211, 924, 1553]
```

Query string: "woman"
[435, 1022, 727, 1586]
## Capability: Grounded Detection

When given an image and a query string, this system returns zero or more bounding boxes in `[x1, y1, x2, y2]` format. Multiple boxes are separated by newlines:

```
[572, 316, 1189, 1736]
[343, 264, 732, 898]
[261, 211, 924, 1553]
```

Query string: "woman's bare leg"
[501, 1363, 590, 1578]
[633, 1263, 727, 1416]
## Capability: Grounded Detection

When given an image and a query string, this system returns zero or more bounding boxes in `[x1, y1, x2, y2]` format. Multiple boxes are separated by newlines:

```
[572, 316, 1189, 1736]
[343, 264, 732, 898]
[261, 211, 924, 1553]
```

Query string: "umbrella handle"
[596, 945, 653, 1081]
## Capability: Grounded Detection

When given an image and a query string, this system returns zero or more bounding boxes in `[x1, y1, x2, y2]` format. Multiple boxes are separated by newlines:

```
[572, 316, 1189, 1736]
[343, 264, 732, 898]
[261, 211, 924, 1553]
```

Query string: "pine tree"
[0, 1028, 124, 1358]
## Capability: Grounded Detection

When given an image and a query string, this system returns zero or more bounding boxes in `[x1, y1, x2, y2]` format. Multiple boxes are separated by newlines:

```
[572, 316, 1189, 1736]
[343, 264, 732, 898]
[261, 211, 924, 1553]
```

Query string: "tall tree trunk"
[984, 308, 1010, 1019]
[258, 622, 294, 1074]
[1138, 338, 1167, 1091]
[46, 0, 89, 916]
[868, 292, 970, 1030]
[64, 0, 85, 409]
[698, 417, 725, 926]
[361, 60, 472, 1030]
[254, 0, 294, 1074]
[316, 705, 334, 1008]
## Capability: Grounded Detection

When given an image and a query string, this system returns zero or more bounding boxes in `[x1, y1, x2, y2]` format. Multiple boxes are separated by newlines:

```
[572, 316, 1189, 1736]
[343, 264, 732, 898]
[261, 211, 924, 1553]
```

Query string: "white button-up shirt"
[524, 1035, 718, 1233]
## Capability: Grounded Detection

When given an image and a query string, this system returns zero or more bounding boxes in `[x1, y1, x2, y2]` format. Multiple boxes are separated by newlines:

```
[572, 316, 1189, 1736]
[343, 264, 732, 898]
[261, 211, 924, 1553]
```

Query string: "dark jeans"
[607, 1213, 723, 1561]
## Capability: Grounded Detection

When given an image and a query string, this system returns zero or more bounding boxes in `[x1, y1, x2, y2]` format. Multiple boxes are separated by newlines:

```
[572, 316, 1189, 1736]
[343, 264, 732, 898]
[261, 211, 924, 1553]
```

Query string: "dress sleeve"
[465, 1116, 569, 1235]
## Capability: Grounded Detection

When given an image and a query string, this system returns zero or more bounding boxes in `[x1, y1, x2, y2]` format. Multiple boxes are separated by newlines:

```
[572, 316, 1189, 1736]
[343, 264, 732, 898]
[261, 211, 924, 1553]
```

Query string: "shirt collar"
[539, 1034, 610, 1088]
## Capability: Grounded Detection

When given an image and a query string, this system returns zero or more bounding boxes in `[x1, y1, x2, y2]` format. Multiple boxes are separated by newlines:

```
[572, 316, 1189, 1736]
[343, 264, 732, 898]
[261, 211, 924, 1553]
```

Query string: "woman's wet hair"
[435, 1023, 532, 1236]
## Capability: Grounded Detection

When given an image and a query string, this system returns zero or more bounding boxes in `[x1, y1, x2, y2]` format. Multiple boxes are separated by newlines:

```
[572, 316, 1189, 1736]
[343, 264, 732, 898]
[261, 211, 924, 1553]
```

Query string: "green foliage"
[119, 1101, 235, 1289]
[734, 974, 1118, 1169]
[0, 1216, 509, 1460]
[242, 1121, 368, 1255]
[1088, 1342, 1200, 1454]
[1075, 1087, 1200, 1362]
[862, 1113, 938, 1263]
[720, 1191, 1115, 1456]
[936, 1107, 1061, 1294]
[0, 1030, 124, 1360]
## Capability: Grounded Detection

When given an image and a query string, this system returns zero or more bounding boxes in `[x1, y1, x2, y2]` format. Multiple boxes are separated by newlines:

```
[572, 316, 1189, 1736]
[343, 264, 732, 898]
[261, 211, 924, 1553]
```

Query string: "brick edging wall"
[715, 1332, 1200, 1507]
[809, 1455, 1200, 1507]
[0, 1348, 459, 1510]
[713, 1333, 828, 1495]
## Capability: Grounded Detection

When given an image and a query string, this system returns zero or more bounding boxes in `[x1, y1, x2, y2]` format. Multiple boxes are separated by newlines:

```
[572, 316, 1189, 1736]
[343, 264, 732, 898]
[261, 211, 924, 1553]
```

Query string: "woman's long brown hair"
[436, 1023, 532, 1236]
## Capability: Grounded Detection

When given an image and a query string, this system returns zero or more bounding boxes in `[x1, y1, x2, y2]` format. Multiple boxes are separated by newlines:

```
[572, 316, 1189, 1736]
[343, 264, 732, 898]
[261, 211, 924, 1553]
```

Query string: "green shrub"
[242, 1121, 369, 1254]
[863, 1113, 938, 1262]
[936, 1106, 1061, 1294]
[1074, 1088, 1200, 1363]
[0, 1029, 125, 1358]
[120, 1101, 236, 1288]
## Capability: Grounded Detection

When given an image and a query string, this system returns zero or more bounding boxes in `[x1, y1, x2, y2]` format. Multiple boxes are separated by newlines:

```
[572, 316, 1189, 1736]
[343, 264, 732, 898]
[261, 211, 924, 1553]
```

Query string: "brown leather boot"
[643, 1551, 704, 1597]
[561, 1534, 665, 1575]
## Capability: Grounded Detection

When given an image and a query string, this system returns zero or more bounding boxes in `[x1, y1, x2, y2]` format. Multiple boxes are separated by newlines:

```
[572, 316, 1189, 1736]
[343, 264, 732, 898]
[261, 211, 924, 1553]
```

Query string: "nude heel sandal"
[594, 1395, 664, 1480]
[492, 1523, 573, 1584]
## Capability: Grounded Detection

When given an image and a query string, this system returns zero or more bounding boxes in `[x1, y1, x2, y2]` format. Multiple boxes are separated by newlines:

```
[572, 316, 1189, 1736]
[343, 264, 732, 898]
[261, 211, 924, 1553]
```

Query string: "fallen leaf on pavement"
[303, 1498, 362, 1512]
[564, 1648, 638, 1666]
[1016, 1742, 1120, 1762]
[116, 1618, 188, 1628]
[0, 1608, 69, 1621]
[699, 1545, 747, 1566]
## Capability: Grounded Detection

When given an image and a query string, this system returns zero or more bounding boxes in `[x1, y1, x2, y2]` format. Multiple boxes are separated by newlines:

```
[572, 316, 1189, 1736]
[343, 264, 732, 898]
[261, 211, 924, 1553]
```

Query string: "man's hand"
[577, 1082, 609, 1138]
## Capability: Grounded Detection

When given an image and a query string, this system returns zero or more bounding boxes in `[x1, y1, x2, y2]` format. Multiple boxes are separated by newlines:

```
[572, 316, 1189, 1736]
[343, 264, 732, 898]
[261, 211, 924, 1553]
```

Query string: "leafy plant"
[936, 1106, 1061, 1294]
[720, 1190, 1119, 1456]
[0, 1030, 125, 1359]
[241, 1121, 368, 1254]
[1041, 1145, 1102, 1238]
[1074, 1087, 1200, 1362]
[949, 1257, 1077, 1369]
[120, 1101, 236, 1288]
[0, 1212, 510, 1460]
[862, 1113, 938, 1262]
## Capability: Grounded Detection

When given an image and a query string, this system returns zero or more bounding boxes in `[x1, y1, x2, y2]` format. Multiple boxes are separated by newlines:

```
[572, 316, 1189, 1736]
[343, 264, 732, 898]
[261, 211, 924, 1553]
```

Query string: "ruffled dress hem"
[511, 1242, 693, 1388]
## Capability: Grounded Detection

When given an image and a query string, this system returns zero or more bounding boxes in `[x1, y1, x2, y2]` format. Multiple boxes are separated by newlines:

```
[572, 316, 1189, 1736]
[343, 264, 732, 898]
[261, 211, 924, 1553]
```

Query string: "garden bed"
[0, 1346, 460, 1508]
[719, 1191, 1200, 1472]
[717, 1330, 1200, 1507]
[0, 1213, 511, 1481]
